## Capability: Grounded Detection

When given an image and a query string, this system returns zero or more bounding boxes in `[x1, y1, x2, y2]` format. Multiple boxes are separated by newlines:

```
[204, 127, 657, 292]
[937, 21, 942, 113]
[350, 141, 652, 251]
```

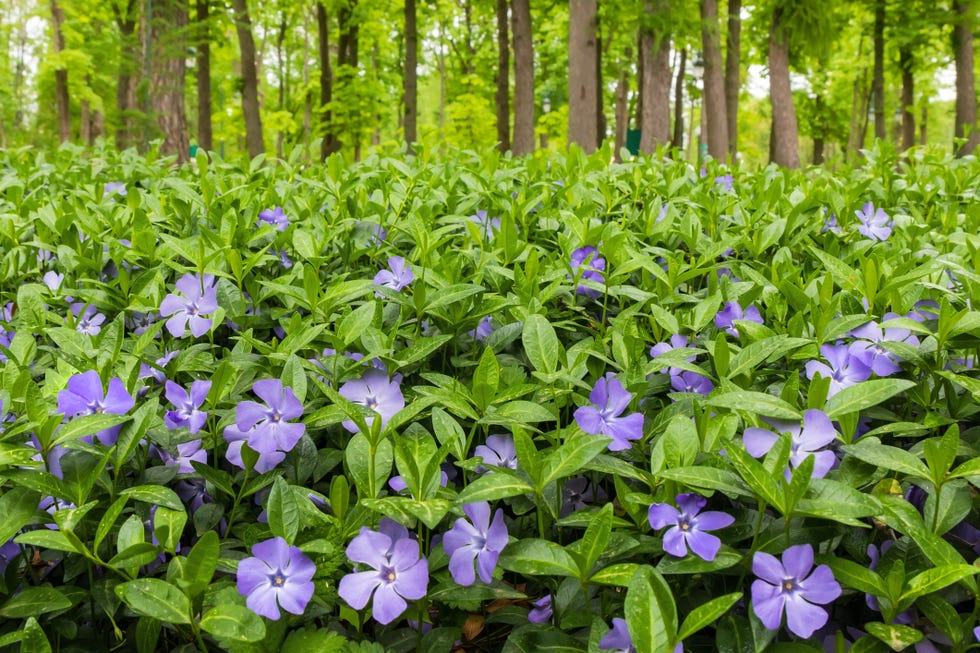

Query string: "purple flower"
[574, 374, 644, 451]
[715, 174, 734, 192]
[43, 271, 64, 291]
[258, 206, 289, 231]
[805, 344, 872, 398]
[154, 439, 207, 474]
[337, 526, 429, 625]
[670, 371, 714, 396]
[374, 256, 414, 292]
[338, 368, 404, 433]
[235, 379, 305, 455]
[57, 370, 134, 446]
[224, 425, 285, 473]
[139, 349, 180, 384]
[474, 434, 518, 472]
[865, 541, 893, 611]
[743, 409, 837, 480]
[562, 477, 607, 516]
[468, 316, 495, 342]
[71, 303, 105, 336]
[751, 544, 841, 639]
[569, 246, 606, 298]
[127, 312, 156, 336]
[600, 618, 635, 653]
[650, 334, 696, 376]
[528, 595, 552, 623]
[648, 493, 734, 562]
[237, 536, 316, 620]
[443, 502, 508, 586]
[855, 202, 892, 241]
[821, 212, 843, 235]
[471, 210, 501, 238]
[104, 182, 127, 198]
[163, 380, 211, 434]
[274, 248, 292, 269]
[715, 301, 763, 338]
[850, 316, 919, 377]
[160, 273, 218, 338]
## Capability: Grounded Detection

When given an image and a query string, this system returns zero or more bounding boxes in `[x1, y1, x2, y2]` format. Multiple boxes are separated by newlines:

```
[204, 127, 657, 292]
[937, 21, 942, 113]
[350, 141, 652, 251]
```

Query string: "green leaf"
[152, 506, 186, 554]
[182, 530, 219, 592]
[539, 431, 609, 488]
[0, 587, 72, 619]
[522, 314, 560, 374]
[119, 485, 183, 510]
[267, 477, 301, 544]
[574, 502, 613, 576]
[590, 562, 641, 586]
[707, 391, 801, 420]
[822, 557, 888, 597]
[0, 486, 40, 547]
[362, 496, 453, 530]
[657, 549, 742, 574]
[864, 622, 923, 651]
[725, 443, 783, 511]
[498, 539, 579, 577]
[501, 625, 586, 652]
[457, 472, 533, 503]
[51, 413, 131, 447]
[823, 379, 915, 419]
[94, 496, 129, 551]
[200, 604, 266, 643]
[657, 466, 753, 498]
[676, 592, 742, 642]
[115, 578, 192, 625]
[472, 346, 500, 411]
[14, 529, 80, 554]
[626, 566, 677, 653]
[20, 617, 51, 653]
[898, 565, 980, 603]
[727, 336, 808, 379]
[840, 438, 930, 479]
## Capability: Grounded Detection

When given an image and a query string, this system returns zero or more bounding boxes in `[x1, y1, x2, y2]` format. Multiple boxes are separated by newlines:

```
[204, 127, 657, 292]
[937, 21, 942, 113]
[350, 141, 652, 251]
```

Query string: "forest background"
[1, 0, 979, 169]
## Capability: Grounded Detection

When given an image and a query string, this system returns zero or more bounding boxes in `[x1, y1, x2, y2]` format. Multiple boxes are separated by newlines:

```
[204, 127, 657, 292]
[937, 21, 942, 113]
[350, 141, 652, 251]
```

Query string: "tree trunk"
[276, 12, 288, 159]
[813, 137, 824, 165]
[953, 0, 979, 155]
[303, 9, 311, 147]
[846, 37, 865, 161]
[672, 47, 686, 151]
[50, 0, 70, 143]
[725, 0, 740, 158]
[872, 0, 885, 140]
[149, 0, 189, 161]
[404, 0, 417, 146]
[113, 0, 140, 150]
[317, 0, 334, 160]
[495, 0, 510, 152]
[595, 13, 606, 149]
[231, 0, 264, 159]
[700, 0, 728, 160]
[614, 65, 628, 158]
[568, 0, 598, 152]
[768, 3, 799, 168]
[639, 0, 671, 152]
[920, 103, 927, 145]
[196, 0, 212, 152]
[900, 46, 915, 151]
[511, 0, 534, 155]
[439, 22, 447, 138]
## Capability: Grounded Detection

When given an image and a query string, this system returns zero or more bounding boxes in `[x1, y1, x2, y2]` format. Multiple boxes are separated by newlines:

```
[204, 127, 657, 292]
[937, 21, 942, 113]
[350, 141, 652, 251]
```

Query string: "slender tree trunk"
[872, 0, 885, 140]
[595, 13, 606, 149]
[614, 63, 628, 158]
[404, 0, 417, 146]
[196, 0, 212, 152]
[149, 0, 189, 161]
[846, 37, 865, 160]
[231, 0, 264, 159]
[276, 12, 288, 158]
[768, 3, 799, 168]
[725, 0, 740, 158]
[511, 0, 534, 155]
[495, 0, 510, 152]
[639, 0, 670, 152]
[700, 0, 728, 160]
[50, 0, 70, 143]
[113, 0, 140, 150]
[920, 103, 927, 145]
[317, 0, 334, 160]
[900, 46, 915, 151]
[303, 9, 311, 146]
[953, 0, 979, 155]
[439, 23, 447, 139]
[568, 0, 598, 152]
[672, 46, 686, 151]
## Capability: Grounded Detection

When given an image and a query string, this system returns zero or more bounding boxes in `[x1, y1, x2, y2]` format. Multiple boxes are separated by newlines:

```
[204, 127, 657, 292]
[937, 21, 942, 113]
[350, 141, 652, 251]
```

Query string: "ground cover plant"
[0, 142, 977, 652]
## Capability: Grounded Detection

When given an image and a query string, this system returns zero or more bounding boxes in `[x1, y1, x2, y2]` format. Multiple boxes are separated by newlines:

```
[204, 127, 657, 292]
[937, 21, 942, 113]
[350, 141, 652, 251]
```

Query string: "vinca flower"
[670, 371, 714, 395]
[224, 424, 285, 473]
[715, 301, 763, 337]
[338, 368, 404, 433]
[569, 246, 605, 298]
[855, 201, 892, 241]
[752, 544, 841, 639]
[527, 595, 553, 623]
[600, 619, 635, 653]
[153, 439, 206, 474]
[71, 303, 105, 336]
[850, 316, 919, 377]
[237, 537, 316, 620]
[574, 374, 644, 451]
[43, 271, 64, 291]
[57, 370, 134, 446]
[160, 273, 218, 338]
[163, 380, 211, 434]
[471, 210, 500, 238]
[139, 349, 180, 384]
[474, 434, 518, 472]
[103, 182, 127, 199]
[805, 344, 872, 398]
[648, 493, 734, 562]
[743, 409, 838, 480]
[715, 174, 734, 192]
[127, 312, 155, 336]
[443, 502, 508, 586]
[338, 526, 429, 625]
[258, 206, 289, 231]
[374, 256, 414, 292]
[649, 334, 696, 376]
[468, 315, 494, 342]
[235, 379, 305, 455]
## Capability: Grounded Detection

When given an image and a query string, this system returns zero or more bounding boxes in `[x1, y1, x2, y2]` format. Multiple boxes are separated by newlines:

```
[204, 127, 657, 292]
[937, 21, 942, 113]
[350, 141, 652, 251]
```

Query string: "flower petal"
[337, 570, 382, 610]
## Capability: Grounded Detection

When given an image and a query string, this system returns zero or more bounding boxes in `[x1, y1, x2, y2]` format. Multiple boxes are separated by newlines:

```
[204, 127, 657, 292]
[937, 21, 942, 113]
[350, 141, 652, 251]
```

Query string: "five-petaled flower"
[474, 434, 518, 473]
[71, 303, 105, 336]
[804, 343, 871, 398]
[574, 373, 644, 451]
[237, 536, 316, 620]
[160, 273, 218, 338]
[374, 256, 414, 292]
[600, 618, 636, 653]
[443, 502, 508, 586]
[855, 201, 892, 241]
[751, 543, 841, 639]
[650, 334, 696, 376]
[648, 493, 734, 562]
[258, 206, 289, 231]
[57, 370, 134, 446]
[163, 380, 211, 434]
[153, 439, 207, 474]
[338, 368, 405, 433]
[569, 246, 606, 298]
[715, 301, 763, 338]
[849, 316, 919, 377]
[337, 525, 429, 625]
[743, 409, 838, 480]
[235, 379, 306, 455]
[528, 594, 553, 624]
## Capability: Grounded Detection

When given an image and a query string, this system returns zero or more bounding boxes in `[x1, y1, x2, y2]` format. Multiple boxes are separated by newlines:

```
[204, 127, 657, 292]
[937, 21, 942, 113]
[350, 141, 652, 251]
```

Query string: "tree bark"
[639, 0, 670, 152]
[595, 13, 605, 149]
[700, 0, 728, 160]
[614, 64, 628, 158]
[725, 0, 740, 158]
[953, 0, 978, 155]
[275, 11, 288, 158]
[317, 0, 334, 160]
[768, 3, 799, 168]
[149, 0, 189, 161]
[920, 103, 927, 145]
[568, 0, 598, 152]
[231, 0, 264, 159]
[511, 0, 534, 155]
[899, 46, 915, 151]
[196, 0, 212, 152]
[672, 47, 685, 151]
[112, 0, 140, 150]
[495, 0, 510, 152]
[404, 0, 418, 147]
[846, 36, 866, 161]
[872, 0, 885, 140]
[50, 0, 70, 143]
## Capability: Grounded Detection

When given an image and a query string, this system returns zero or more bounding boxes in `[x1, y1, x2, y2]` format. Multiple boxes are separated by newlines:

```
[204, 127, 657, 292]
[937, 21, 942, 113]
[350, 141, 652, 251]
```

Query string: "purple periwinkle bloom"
[865, 541, 893, 611]
[338, 368, 405, 433]
[805, 344, 872, 398]
[274, 248, 292, 269]
[714, 174, 734, 192]
[649, 493, 734, 562]
[237, 536, 316, 620]
[600, 618, 636, 653]
[160, 273, 218, 338]
[743, 409, 837, 480]
[715, 301, 763, 338]
[850, 316, 919, 377]
[821, 212, 843, 235]
[104, 182, 127, 199]
[670, 371, 714, 396]
[855, 202, 892, 242]
[374, 256, 414, 292]
[574, 374, 644, 451]
[163, 380, 211, 434]
[471, 210, 501, 238]
[528, 594, 552, 623]
[468, 315, 494, 342]
[569, 246, 606, 298]
[562, 476, 607, 516]
[258, 206, 289, 231]
[139, 349, 180, 384]
[474, 434, 518, 472]
[127, 312, 156, 336]
[71, 303, 105, 336]
[337, 526, 429, 625]
[650, 334, 696, 376]
[235, 379, 305, 455]
[154, 439, 207, 474]
[443, 502, 508, 586]
[224, 425, 285, 473]
[43, 271, 64, 291]
[57, 370, 134, 446]
[751, 544, 841, 639]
